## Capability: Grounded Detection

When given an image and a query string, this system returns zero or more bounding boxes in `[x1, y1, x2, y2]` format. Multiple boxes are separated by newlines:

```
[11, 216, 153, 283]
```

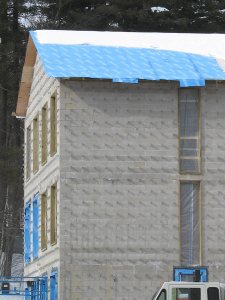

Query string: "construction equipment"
[173, 266, 208, 282]
[0, 276, 47, 299]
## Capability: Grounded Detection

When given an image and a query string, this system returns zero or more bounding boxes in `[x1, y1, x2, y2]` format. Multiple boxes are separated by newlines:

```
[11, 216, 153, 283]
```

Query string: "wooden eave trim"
[16, 36, 37, 117]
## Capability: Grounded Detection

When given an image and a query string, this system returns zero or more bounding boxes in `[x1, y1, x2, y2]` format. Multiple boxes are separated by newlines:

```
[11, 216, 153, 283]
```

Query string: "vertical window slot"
[33, 115, 39, 173]
[41, 193, 47, 251]
[50, 95, 57, 156]
[42, 104, 48, 164]
[26, 125, 31, 180]
[180, 181, 201, 265]
[50, 184, 57, 245]
[179, 89, 200, 174]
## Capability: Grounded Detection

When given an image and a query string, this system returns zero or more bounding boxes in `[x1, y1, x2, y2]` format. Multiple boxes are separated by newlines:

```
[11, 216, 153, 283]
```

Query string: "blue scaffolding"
[0, 276, 48, 299]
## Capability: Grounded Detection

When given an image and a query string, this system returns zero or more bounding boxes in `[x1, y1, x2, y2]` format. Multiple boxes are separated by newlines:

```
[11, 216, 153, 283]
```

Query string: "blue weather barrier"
[30, 31, 225, 88]
[173, 266, 208, 282]
[50, 271, 58, 300]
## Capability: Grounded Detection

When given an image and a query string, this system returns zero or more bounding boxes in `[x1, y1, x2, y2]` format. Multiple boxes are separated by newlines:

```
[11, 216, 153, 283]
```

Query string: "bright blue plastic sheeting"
[50, 271, 58, 300]
[173, 267, 208, 282]
[24, 202, 31, 264]
[33, 193, 39, 259]
[31, 31, 225, 87]
[40, 277, 48, 300]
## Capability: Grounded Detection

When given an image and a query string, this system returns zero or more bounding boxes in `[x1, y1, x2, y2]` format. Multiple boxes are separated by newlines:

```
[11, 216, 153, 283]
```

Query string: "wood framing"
[16, 36, 37, 117]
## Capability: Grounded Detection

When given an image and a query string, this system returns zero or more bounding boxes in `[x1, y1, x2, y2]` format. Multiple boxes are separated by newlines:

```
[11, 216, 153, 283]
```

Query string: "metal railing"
[0, 276, 48, 299]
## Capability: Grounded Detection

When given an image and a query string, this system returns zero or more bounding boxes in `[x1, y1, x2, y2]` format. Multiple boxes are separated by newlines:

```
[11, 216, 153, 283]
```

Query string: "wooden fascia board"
[16, 36, 37, 117]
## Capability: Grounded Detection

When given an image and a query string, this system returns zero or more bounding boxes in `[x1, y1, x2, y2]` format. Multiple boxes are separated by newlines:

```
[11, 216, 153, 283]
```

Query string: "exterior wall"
[24, 67, 225, 300]
[202, 83, 225, 281]
[59, 80, 180, 300]
[24, 55, 60, 282]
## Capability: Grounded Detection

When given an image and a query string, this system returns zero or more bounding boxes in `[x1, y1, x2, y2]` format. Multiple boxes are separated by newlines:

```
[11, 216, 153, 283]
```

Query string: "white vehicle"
[152, 281, 225, 300]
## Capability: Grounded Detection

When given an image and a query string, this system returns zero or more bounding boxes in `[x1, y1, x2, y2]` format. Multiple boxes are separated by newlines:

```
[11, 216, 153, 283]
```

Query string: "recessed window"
[180, 181, 201, 265]
[41, 193, 47, 251]
[26, 125, 31, 180]
[33, 115, 39, 173]
[50, 184, 57, 245]
[179, 89, 200, 174]
[50, 95, 57, 156]
[41, 104, 48, 165]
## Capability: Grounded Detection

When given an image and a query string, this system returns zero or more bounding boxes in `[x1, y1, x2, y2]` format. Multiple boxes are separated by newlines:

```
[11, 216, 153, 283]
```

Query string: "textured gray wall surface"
[59, 80, 180, 300]
[201, 84, 225, 282]
[24, 70, 225, 299]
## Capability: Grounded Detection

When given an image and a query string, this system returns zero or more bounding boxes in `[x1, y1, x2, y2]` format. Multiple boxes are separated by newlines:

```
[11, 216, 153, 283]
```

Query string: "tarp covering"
[30, 31, 225, 87]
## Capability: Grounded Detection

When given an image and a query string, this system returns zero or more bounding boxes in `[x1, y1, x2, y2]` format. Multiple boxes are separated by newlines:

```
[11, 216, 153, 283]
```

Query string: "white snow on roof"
[151, 6, 169, 12]
[34, 30, 225, 60]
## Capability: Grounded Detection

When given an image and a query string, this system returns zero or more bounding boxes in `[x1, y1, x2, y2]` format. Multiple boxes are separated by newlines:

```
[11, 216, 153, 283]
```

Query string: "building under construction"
[15, 30, 225, 299]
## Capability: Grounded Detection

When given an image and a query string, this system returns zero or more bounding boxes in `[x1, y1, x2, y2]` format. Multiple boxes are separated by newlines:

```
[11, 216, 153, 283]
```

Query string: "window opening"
[41, 193, 47, 251]
[50, 184, 57, 245]
[180, 182, 201, 265]
[33, 115, 39, 173]
[42, 104, 48, 164]
[179, 89, 200, 174]
[50, 95, 57, 155]
[26, 125, 31, 180]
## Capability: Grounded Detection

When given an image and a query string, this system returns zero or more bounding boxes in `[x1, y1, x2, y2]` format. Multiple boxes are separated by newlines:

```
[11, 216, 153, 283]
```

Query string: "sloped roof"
[16, 30, 225, 117]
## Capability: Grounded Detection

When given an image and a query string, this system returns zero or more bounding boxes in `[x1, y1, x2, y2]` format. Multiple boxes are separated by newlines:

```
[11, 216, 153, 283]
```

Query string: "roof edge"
[15, 35, 37, 117]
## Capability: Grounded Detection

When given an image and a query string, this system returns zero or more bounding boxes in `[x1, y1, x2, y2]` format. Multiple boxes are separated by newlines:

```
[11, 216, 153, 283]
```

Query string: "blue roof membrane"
[31, 31, 225, 87]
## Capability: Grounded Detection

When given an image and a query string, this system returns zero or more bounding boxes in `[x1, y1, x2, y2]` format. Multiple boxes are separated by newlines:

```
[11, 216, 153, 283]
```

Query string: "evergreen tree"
[0, 0, 27, 275]
[30, 0, 225, 32]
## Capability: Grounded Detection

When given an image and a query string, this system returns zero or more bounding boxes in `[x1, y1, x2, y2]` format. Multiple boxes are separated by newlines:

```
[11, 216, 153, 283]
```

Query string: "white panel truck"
[152, 281, 225, 300]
